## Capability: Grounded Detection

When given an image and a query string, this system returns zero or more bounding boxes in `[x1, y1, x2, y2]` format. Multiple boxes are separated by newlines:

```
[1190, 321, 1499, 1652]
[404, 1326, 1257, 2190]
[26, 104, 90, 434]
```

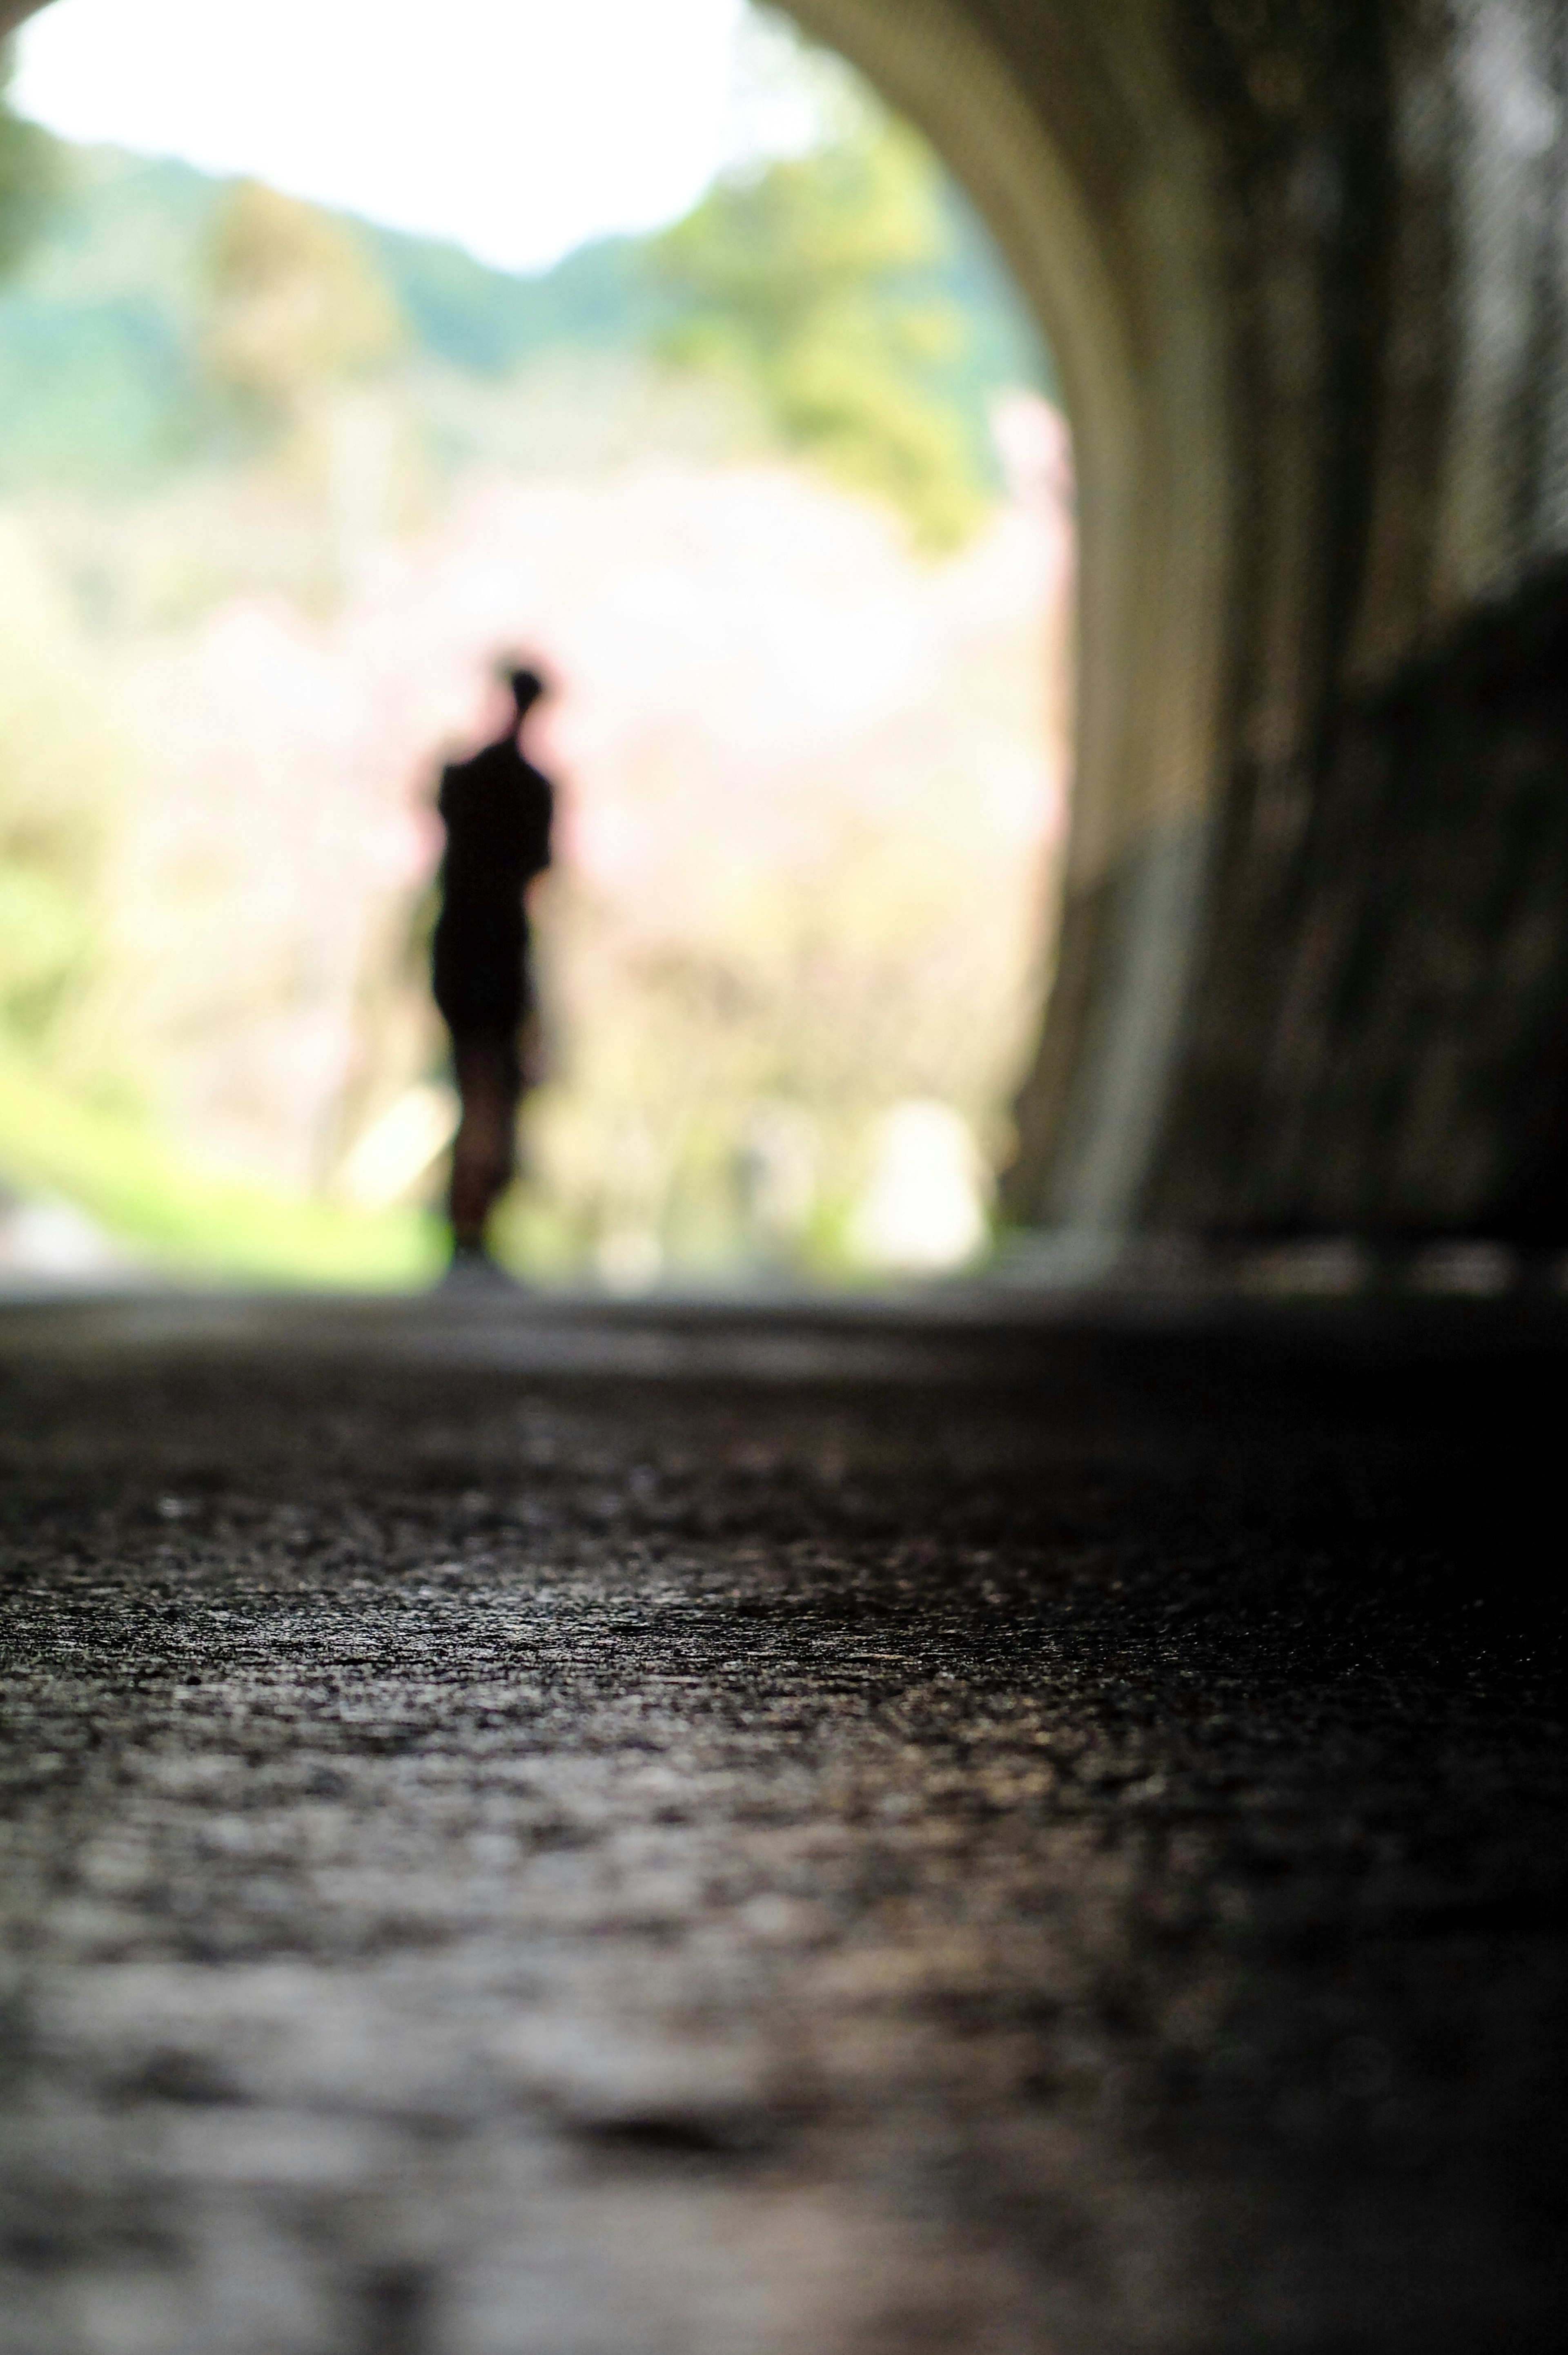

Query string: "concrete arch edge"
[738, 0, 1237, 1235]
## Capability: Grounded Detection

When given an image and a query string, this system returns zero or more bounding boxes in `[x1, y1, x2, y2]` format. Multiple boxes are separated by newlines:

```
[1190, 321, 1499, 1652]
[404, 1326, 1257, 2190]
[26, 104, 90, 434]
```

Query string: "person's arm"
[521, 766, 553, 879]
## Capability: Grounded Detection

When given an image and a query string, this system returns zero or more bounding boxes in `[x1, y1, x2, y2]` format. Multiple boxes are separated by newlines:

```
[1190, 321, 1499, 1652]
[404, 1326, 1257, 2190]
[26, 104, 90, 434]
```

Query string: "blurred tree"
[0, 38, 61, 281]
[0, 529, 122, 1085]
[200, 178, 404, 444]
[0, 62, 113, 1119]
[650, 119, 987, 551]
[0, 766, 105, 1054]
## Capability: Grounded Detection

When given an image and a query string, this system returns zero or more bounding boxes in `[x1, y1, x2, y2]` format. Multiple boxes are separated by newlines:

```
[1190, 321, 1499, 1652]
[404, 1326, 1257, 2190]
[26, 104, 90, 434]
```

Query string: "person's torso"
[438, 740, 552, 902]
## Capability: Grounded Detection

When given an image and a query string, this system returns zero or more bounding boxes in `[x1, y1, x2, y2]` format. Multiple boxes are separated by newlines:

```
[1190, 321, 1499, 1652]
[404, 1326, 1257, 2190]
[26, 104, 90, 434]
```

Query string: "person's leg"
[447, 1037, 521, 1256]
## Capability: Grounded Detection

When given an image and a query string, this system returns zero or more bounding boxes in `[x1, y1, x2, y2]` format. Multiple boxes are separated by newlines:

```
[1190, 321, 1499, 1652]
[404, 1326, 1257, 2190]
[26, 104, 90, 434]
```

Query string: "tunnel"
[2, 3, 1567, 2351]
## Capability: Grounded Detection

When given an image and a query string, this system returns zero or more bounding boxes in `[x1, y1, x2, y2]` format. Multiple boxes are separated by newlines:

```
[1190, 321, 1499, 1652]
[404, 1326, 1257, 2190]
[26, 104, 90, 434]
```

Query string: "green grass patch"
[0, 1050, 444, 1287]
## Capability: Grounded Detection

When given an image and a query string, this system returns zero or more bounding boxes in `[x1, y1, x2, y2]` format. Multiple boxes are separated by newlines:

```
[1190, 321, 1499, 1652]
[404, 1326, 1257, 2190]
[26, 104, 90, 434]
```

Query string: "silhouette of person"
[431, 664, 554, 1269]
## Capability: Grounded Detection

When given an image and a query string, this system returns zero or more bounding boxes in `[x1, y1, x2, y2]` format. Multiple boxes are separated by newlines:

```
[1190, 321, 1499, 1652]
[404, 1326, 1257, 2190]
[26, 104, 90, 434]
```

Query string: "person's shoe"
[440, 1242, 514, 1290]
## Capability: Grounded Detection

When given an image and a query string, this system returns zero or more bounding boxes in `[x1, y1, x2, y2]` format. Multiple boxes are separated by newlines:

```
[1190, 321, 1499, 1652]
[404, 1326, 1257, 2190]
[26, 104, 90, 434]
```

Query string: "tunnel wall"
[1145, 0, 1568, 1241]
[1160, 562, 1568, 1238]
[811, 0, 1568, 1248]
[1061, 0, 1568, 1245]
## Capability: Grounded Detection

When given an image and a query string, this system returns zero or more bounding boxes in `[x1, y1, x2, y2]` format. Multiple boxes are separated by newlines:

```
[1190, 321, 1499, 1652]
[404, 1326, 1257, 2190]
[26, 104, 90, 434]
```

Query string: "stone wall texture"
[1144, 0, 1568, 1239]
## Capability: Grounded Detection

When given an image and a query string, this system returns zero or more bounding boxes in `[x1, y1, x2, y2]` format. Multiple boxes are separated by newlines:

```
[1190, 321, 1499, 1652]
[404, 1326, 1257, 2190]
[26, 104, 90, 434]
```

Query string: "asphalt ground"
[2, 1289, 1565, 2354]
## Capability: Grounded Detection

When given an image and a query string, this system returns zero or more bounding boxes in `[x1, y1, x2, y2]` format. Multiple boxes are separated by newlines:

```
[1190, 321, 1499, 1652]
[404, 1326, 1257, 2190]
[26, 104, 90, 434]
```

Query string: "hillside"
[0, 139, 1049, 494]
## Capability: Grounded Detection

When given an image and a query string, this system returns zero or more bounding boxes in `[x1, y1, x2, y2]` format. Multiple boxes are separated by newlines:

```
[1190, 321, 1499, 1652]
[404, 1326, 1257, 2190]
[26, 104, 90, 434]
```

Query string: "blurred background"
[0, 0, 1071, 1292]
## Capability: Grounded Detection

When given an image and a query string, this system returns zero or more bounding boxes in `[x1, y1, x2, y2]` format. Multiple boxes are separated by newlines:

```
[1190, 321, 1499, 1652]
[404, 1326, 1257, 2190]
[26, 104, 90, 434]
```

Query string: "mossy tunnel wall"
[9, 0, 1568, 1249]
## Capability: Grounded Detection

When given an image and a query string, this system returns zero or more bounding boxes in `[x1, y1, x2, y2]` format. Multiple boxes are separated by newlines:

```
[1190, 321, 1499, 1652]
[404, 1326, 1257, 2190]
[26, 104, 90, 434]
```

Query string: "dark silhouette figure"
[432, 665, 554, 1267]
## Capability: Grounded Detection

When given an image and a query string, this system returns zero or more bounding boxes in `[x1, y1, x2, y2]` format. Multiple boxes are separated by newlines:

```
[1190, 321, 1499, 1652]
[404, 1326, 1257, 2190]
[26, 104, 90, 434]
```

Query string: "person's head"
[507, 665, 546, 720]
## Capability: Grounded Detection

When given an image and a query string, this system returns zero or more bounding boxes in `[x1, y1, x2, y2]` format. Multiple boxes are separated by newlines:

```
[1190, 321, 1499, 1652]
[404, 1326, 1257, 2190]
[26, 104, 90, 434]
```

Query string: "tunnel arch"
[713, 2, 1568, 1253]
[780, 0, 1236, 1238]
[729, 3, 1568, 1257]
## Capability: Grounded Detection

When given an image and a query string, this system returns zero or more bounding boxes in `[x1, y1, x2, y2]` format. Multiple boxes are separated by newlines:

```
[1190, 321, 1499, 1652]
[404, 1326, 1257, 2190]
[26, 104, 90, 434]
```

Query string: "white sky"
[11, 0, 828, 272]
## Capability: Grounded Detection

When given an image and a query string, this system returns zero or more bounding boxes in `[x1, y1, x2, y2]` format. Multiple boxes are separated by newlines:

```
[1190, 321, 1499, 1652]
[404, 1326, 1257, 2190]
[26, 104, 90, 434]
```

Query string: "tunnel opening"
[0, 0, 1074, 1294]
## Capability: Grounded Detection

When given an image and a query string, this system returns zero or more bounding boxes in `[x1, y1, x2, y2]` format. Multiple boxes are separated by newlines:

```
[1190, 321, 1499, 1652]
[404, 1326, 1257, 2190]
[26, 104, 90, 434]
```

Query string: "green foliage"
[0, 818, 102, 1047]
[364, 223, 676, 376]
[0, 147, 216, 486]
[650, 122, 990, 550]
[0, 133, 1047, 503]
[0, 1048, 443, 1285]
[0, 39, 59, 281]
[0, 529, 118, 1066]
[0, 297, 194, 484]
[200, 179, 404, 444]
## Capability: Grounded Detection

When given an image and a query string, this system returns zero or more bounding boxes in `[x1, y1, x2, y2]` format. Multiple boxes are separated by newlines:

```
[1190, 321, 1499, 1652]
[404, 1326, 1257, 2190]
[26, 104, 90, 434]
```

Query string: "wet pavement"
[2, 1288, 1566, 2354]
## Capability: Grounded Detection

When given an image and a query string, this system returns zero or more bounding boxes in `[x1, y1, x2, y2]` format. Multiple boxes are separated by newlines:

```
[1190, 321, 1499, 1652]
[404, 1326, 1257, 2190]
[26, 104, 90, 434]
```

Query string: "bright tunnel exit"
[0, 0, 1072, 1291]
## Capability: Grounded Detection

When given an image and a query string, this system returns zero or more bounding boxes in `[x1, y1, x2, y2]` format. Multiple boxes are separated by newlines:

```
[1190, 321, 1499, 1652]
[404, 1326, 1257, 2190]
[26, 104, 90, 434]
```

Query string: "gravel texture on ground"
[1, 1291, 1565, 2354]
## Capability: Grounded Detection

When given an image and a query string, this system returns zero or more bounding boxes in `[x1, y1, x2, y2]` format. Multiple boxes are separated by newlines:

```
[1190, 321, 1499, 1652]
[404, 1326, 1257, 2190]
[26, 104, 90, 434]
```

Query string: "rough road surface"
[2, 1289, 1565, 2355]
